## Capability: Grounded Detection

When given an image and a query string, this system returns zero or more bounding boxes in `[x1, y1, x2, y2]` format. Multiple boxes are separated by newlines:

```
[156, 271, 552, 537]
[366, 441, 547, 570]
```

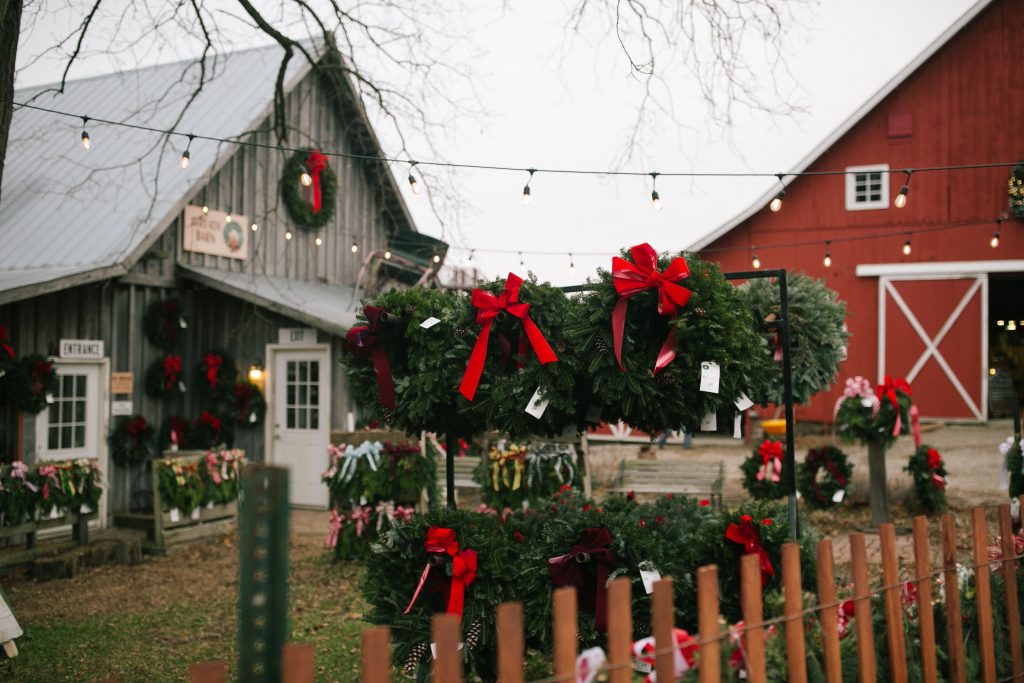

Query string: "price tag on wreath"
[700, 361, 720, 394]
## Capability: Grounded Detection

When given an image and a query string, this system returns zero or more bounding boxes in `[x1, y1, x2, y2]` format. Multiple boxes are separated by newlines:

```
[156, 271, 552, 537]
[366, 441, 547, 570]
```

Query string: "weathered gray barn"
[0, 44, 445, 519]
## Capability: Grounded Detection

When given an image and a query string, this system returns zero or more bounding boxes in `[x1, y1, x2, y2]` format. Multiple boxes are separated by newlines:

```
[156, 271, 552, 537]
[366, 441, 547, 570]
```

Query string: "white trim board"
[857, 260, 1024, 277]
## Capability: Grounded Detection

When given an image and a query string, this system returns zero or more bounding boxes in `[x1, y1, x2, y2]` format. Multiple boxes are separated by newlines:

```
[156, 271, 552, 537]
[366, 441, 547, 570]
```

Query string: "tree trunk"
[868, 441, 889, 526]
[0, 0, 23, 202]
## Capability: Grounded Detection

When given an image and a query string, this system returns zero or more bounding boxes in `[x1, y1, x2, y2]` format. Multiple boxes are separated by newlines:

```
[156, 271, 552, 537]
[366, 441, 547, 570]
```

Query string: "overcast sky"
[15, 0, 979, 285]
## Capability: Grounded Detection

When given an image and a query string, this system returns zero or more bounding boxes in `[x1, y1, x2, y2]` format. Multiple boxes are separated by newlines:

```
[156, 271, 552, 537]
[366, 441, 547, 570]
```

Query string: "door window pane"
[46, 371, 89, 451]
[283, 359, 321, 431]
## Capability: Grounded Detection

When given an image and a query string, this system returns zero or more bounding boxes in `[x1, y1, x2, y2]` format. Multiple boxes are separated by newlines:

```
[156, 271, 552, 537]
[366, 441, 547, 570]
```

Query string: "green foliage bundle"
[197, 448, 246, 506]
[107, 415, 153, 467]
[281, 149, 338, 229]
[741, 438, 788, 500]
[233, 380, 266, 428]
[157, 458, 205, 515]
[34, 459, 103, 517]
[741, 272, 849, 406]
[797, 445, 853, 509]
[144, 354, 186, 400]
[476, 442, 582, 509]
[142, 298, 187, 349]
[905, 444, 948, 513]
[836, 378, 913, 448]
[0, 462, 40, 525]
[322, 439, 436, 508]
[3, 354, 59, 414]
[567, 248, 768, 434]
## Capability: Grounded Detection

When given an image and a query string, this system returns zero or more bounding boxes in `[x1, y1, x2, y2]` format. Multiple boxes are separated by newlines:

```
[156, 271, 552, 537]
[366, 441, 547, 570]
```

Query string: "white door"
[34, 360, 108, 525]
[270, 347, 330, 507]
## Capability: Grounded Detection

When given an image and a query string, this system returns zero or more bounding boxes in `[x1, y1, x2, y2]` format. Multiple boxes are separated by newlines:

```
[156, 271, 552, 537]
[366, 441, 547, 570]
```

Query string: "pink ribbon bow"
[393, 505, 416, 522]
[205, 453, 222, 485]
[756, 439, 783, 483]
[325, 510, 345, 549]
[10, 461, 38, 492]
[37, 464, 60, 500]
[350, 506, 372, 538]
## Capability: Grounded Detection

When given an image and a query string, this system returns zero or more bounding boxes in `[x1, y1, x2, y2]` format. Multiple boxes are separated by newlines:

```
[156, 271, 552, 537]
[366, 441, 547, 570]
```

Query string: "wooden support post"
[496, 603, 524, 683]
[781, 543, 807, 683]
[361, 627, 392, 683]
[941, 514, 965, 683]
[998, 504, 1023, 679]
[188, 660, 227, 683]
[849, 533, 876, 683]
[740, 554, 767, 683]
[867, 441, 889, 526]
[697, 565, 721, 683]
[816, 538, 842, 683]
[282, 644, 314, 683]
[607, 578, 632, 683]
[653, 577, 675, 682]
[74, 510, 89, 545]
[912, 517, 937, 683]
[879, 523, 907, 683]
[552, 586, 578, 682]
[971, 508, 996, 683]
[432, 613, 462, 683]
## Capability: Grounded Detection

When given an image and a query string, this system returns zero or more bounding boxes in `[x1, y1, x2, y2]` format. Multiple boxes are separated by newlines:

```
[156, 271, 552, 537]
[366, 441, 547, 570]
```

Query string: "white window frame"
[845, 164, 890, 211]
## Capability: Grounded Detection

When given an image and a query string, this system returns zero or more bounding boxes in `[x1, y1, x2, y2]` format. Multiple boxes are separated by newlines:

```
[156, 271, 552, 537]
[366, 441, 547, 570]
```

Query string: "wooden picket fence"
[96, 501, 1024, 682]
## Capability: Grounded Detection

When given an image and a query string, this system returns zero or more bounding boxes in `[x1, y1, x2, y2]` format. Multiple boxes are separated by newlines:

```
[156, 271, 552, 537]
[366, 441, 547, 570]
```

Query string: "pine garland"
[142, 298, 187, 349]
[797, 445, 853, 509]
[905, 444, 948, 513]
[107, 415, 154, 467]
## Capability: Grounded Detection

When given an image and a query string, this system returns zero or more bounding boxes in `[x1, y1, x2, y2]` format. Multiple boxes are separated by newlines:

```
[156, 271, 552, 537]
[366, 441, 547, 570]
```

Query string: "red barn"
[690, 0, 1024, 425]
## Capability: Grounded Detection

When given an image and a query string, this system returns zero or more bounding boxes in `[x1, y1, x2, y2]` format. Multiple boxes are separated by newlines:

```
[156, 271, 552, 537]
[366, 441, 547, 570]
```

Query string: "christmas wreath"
[142, 298, 187, 349]
[157, 457, 204, 516]
[741, 439, 788, 500]
[1002, 436, 1023, 498]
[475, 444, 529, 510]
[566, 244, 769, 434]
[741, 272, 849, 406]
[835, 375, 916, 448]
[157, 415, 191, 452]
[144, 354, 186, 400]
[797, 445, 853, 509]
[194, 349, 237, 408]
[107, 415, 153, 467]
[1009, 161, 1024, 221]
[191, 410, 233, 449]
[4, 354, 59, 414]
[233, 380, 266, 428]
[0, 461, 40, 526]
[905, 444, 948, 513]
[281, 148, 337, 230]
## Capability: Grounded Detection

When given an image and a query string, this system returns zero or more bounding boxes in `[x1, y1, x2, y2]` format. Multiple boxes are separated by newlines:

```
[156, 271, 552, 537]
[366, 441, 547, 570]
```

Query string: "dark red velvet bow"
[204, 354, 223, 389]
[459, 273, 557, 401]
[199, 411, 221, 439]
[164, 355, 183, 390]
[611, 243, 692, 374]
[306, 150, 328, 214]
[548, 527, 615, 631]
[808, 448, 847, 488]
[927, 448, 945, 490]
[0, 323, 15, 360]
[725, 515, 774, 586]
[403, 526, 478, 617]
[345, 306, 396, 410]
[126, 416, 147, 443]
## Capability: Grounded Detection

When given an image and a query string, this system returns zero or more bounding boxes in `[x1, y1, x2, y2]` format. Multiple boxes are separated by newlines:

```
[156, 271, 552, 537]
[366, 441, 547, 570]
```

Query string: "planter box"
[0, 509, 97, 548]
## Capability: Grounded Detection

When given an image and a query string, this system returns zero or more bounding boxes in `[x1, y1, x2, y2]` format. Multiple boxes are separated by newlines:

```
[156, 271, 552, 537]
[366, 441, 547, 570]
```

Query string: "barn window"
[845, 164, 890, 211]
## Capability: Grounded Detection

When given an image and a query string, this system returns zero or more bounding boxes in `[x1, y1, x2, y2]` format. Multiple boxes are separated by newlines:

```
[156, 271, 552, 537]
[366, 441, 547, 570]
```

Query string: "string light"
[751, 251, 761, 269]
[225, 213, 232, 223]
[823, 241, 832, 268]
[432, 252, 441, 264]
[769, 174, 785, 212]
[285, 230, 293, 240]
[522, 168, 535, 206]
[250, 222, 258, 232]
[315, 237, 322, 247]
[80, 116, 90, 150]
[350, 240, 358, 254]
[408, 161, 421, 195]
[300, 166, 313, 187]
[895, 170, 911, 209]
[990, 218, 1002, 248]
[902, 235, 912, 255]
[569, 252, 576, 274]
[201, 205, 209, 214]
[180, 134, 193, 169]
[384, 248, 391, 260]
[650, 172, 661, 210]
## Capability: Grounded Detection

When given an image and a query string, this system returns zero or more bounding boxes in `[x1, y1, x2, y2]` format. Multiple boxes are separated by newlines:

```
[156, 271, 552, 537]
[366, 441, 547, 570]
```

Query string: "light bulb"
[285, 231, 293, 240]
[225, 214, 232, 223]
[823, 253, 832, 268]
[248, 366, 263, 382]
[570, 262, 576, 274]
[902, 239, 912, 255]
[250, 223, 258, 232]
[384, 249, 391, 260]
[651, 190, 661, 210]
[990, 231, 1001, 248]
[895, 186, 908, 208]
[769, 195, 783, 212]
[351, 241, 358, 254]
[81, 130, 91, 150]
[433, 253, 441, 264]
[997, 320, 1005, 326]
[989, 368, 996, 376]
[315, 237, 322, 247]
[1008, 320, 1018, 331]
[202, 205, 209, 214]
[180, 150, 190, 169]
[300, 167, 313, 187]
[752, 254, 761, 269]
[408, 174, 420, 195]
[522, 185, 532, 206]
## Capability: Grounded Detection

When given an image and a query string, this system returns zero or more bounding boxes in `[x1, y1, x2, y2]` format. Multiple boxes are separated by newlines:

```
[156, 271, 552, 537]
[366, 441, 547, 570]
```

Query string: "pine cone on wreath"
[693, 306, 707, 317]
[403, 642, 430, 675]
[655, 371, 676, 386]
[465, 620, 482, 650]
[594, 338, 609, 354]
[403, 305, 416, 315]
[555, 339, 568, 354]
[454, 327, 469, 338]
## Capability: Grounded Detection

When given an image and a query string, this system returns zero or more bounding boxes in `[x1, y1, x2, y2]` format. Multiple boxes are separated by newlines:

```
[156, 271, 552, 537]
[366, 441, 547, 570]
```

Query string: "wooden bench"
[611, 459, 725, 509]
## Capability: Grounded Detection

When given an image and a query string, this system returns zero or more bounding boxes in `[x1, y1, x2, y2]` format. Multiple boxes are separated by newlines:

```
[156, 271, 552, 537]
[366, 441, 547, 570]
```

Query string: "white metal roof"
[686, 0, 995, 253]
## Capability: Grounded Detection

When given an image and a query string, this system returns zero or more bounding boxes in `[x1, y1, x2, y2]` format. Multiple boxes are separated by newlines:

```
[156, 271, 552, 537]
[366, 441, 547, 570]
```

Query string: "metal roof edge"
[855, 259, 1024, 277]
[0, 264, 127, 306]
[686, 0, 996, 253]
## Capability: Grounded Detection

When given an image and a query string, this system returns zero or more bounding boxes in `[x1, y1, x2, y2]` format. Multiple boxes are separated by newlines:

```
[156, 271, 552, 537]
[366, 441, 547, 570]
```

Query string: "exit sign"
[278, 328, 317, 345]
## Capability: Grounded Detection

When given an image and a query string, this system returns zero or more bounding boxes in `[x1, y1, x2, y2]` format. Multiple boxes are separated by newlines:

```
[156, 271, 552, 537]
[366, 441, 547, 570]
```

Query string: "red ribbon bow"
[926, 448, 945, 490]
[126, 416, 147, 443]
[611, 243, 692, 374]
[548, 527, 615, 631]
[0, 323, 14, 360]
[756, 439, 783, 483]
[725, 515, 775, 586]
[204, 354, 223, 389]
[403, 526, 478, 618]
[306, 150, 328, 214]
[459, 273, 558, 401]
[163, 355, 182, 389]
[199, 411, 222, 439]
[345, 306, 396, 410]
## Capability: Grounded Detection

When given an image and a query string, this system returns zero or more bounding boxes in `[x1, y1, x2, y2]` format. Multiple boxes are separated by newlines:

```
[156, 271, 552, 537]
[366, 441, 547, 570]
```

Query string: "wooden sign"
[111, 372, 134, 395]
[183, 205, 249, 260]
[278, 328, 317, 345]
[59, 339, 104, 359]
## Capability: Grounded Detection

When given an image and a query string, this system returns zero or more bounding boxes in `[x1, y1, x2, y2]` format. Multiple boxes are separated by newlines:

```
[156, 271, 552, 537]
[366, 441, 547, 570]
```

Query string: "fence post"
[432, 613, 462, 683]
[607, 578, 632, 683]
[552, 586, 578, 682]
[188, 661, 227, 683]
[879, 523, 908, 683]
[941, 514, 966, 683]
[740, 554, 767, 683]
[361, 627, 392, 683]
[911, 517, 938, 683]
[998, 504, 1023, 679]
[697, 565, 721, 683]
[496, 603, 524, 683]
[849, 533, 876, 682]
[815, 538, 842, 683]
[781, 543, 807, 683]
[971, 508, 996, 683]
[282, 643, 315, 683]
[653, 577, 675, 682]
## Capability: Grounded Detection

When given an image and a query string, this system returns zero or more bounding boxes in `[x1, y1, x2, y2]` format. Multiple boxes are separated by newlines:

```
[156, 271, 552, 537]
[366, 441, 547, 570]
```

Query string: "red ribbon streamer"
[610, 243, 692, 374]
[725, 515, 775, 586]
[756, 439, 783, 483]
[163, 355, 182, 389]
[204, 354, 223, 389]
[0, 323, 15, 360]
[548, 527, 615, 631]
[927, 448, 945, 490]
[459, 273, 558, 401]
[345, 306, 396, 410]
[306, 150, 328, 214]
[403, 527, 477, 618]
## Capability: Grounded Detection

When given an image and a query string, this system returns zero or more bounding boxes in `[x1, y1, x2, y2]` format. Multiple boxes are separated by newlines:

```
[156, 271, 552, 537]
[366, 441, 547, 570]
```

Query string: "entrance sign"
[59, 339, 104, 359]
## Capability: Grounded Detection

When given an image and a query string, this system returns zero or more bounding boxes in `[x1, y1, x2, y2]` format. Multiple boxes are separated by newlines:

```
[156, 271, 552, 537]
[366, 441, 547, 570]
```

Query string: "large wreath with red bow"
[145, 354, 187, 400]
[740, 438, 788, 500]
[281, 148, 338, 230]
[567, 244, 768, 434]
[107, 414, 154, 467]
[142, 298, 188, 349]
[193, 349, 238, 408]
[796, 444, 853, 509]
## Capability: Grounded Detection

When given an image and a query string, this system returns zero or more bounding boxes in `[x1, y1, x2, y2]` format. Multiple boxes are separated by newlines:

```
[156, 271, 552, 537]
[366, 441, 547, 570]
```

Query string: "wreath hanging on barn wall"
[1009, 161, 1024, 220]
[281, 148, 338, 230]
[143, 298, 188, 349]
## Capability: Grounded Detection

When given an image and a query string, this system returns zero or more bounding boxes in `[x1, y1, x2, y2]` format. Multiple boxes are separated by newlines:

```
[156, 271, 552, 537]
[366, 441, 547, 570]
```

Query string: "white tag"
[430, 642, 464, 659]
[179, 317, 188, 329]
[832, 489, 845, 503]
[178, 381, 187, 393]
[359, 495, 368, 506]
[191, 507, 201, 520]
[207, 501, 215, 510]
[170, 508, 181, 523]
[639, 561, 662, 594]
[735, 393, 754, 411]
[0, 369, 5, 379]
[576, 647, 606, 683]
[49, 508, 61, 519]
[796, 490, 802, 500]
[249, 412, 258, 424]
[45, 393, 54, 404]
[733, 413, 742, 439]
[525, 387, 549, 419]
[420, 316, 440, 329]
[699, 361, 720, 394]
[700, 412, 717, 431]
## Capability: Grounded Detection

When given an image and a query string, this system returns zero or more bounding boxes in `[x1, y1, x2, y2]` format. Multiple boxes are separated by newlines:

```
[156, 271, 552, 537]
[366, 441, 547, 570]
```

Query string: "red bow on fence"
[0, 323, 14, 360]
[927, 448, 945, 490]
[725, 515, 774, 586]
[403, 527, 478, 618]
[204, 354, 223, 389]
[345, 306, 396, 410]
[756, 439, 783, 483]
[459, 273, 557, 401]
[163, 355, 182, 390]
[548, 527, 615, 631]
[875, 375, 921, 445]
[306, 150, 328, 214]
[611, 243, 691, 374]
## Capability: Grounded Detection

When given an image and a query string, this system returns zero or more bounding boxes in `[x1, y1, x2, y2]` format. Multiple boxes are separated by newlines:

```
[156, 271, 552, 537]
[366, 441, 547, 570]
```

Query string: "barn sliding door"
[878, 275, 987, 421]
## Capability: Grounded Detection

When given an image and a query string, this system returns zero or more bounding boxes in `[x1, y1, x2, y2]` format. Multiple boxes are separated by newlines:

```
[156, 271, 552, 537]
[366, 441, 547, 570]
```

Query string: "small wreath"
[797, 445, 852, 509]
[191, 410, 234, 449]
[4, 354, 59, 414]
[234, 380, 267, 428]
[281, 148, 337, 230]
[741, 438, 788, 500]
[108, 415, 153, 467]
[194, 349, 238, 408]
[145, 354, 187, 400]
[1008, 161, 1024, 221]
[143, 298, 187, 349]
[157, 416, 192, 452]
[905, 444, 948, 513]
